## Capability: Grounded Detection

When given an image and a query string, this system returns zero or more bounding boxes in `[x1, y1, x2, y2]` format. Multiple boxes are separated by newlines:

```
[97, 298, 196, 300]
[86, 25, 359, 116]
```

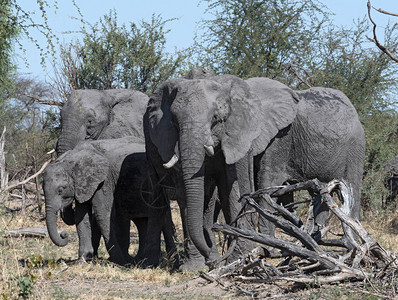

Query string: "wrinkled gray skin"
[57, 89, 147, 155]
[383, 155, 398, 205]
[145, 72, 365, 265]
[44, 137, 176, 266]
[55, 89, 148, 260]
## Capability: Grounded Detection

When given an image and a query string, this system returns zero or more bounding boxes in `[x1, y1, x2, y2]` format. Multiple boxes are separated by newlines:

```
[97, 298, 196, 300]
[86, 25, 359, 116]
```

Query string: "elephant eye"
[87, 118, 94, 127]
[57, 187, 64, 195]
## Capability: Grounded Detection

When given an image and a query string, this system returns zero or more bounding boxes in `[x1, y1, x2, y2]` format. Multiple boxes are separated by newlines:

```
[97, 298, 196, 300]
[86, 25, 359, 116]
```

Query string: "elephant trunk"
[46, 206, 69, 247]
[180, 137, 211, 259]
[56, 114, 84, 156]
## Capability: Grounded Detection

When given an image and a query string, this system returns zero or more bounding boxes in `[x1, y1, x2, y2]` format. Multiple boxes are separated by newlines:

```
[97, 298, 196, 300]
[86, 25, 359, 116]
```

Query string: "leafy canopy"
[56, 10, 187, 96]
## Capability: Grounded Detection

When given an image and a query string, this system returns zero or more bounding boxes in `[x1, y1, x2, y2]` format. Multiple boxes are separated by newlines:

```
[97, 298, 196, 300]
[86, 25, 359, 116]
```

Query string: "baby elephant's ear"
[72, 147, 109, 203]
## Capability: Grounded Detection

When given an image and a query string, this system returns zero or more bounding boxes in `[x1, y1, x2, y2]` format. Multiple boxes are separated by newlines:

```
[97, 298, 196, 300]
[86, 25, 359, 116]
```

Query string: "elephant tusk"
[204, 145, 214, 157]
[163, 154, 179, 169]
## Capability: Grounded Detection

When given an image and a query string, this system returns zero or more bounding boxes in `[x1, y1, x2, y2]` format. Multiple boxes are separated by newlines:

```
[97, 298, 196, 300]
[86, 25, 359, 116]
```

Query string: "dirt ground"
[1, 200, 397, 299]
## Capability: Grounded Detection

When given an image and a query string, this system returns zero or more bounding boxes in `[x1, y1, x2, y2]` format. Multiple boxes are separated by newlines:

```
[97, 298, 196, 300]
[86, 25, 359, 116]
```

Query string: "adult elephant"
[43, 136, 176, 266]
[145, 73, 365, 262]
[55, 89, 149, 260]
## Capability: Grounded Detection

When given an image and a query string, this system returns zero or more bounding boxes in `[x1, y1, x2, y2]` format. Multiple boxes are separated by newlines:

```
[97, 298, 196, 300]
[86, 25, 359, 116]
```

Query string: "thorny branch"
[367, 1, 398, 63]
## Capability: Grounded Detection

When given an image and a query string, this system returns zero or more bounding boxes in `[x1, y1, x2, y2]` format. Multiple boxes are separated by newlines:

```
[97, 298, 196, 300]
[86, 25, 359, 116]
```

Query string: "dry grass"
[0, 204, 203, 299]
[0, 199, 397, 299]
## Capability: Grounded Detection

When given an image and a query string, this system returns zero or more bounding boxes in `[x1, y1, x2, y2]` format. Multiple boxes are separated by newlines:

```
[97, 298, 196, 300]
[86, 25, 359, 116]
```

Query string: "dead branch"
[207, 178, 396, 291]
[0, 127, 8, 192]
[1, 157, 53, 193]
[287, 62, 313, 88]
[367, 1, 398, 63]
[24, 93, 63, 107]
[373, 6, 398, 17]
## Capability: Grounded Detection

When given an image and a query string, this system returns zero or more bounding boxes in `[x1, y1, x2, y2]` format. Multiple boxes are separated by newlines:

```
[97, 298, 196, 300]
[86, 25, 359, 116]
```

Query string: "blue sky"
[16, 0, 398, 81]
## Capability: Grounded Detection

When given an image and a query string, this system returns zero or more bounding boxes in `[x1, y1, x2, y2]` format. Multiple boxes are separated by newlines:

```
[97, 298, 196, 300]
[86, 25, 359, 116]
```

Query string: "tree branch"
[373, 6, 398, 17]
[0, 158, 53, 193]
[367, 0, 398, 63]
[24, 94, 63, 107]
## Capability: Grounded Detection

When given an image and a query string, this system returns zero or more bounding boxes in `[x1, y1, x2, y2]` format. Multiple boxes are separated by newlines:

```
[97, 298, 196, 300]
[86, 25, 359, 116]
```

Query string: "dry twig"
[206, 178, 397, 295]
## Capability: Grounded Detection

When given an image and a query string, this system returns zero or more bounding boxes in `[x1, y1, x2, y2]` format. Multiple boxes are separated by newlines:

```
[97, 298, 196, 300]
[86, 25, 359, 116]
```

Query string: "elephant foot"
[133, 254, 161, 268]
[124, 254, 136, 265]
[79, 251, 96, 263]
[108, 255, 129, 267]
[178, 252, 208, 272]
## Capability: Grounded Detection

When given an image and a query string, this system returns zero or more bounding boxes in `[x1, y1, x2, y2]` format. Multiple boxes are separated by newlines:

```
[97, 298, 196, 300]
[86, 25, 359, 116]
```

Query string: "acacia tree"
[54, 10, 187, 100]
[196, 0, 330, 80]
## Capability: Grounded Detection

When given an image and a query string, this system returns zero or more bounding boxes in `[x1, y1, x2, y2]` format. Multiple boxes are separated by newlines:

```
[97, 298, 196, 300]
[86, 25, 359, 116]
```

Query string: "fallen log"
[6, 227, 77, 240]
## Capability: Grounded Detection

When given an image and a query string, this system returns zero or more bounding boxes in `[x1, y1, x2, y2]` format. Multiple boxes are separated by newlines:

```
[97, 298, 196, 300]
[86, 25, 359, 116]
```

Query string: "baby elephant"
[43, 136, 176, 266]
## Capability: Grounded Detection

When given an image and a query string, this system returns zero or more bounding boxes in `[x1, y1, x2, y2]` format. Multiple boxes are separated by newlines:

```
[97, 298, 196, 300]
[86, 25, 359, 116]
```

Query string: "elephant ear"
[71, 145, 110, 203]
[221, 77, 299, 165]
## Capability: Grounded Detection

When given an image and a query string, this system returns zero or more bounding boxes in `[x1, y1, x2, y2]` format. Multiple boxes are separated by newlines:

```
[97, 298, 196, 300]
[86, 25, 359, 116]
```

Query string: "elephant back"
[295, 87, 362, 138]
[290, 87, 365, 182]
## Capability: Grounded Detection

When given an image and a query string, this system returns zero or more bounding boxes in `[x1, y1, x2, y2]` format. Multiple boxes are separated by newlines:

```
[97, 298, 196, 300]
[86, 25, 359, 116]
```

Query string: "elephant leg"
[91, 215, 101, 258]
[162, 207, 179, 266]
[311, 193, 328, 241]
[203, 181, 221, 263]
[74, 201, 95, 261]
[115, 215, 134, 264]
[254, 134, 292, 237]
[92, 196, 127, 266]
[132, 217, 148, 264]
[143, 207, 163, 267]
[217, 163, 255, 263]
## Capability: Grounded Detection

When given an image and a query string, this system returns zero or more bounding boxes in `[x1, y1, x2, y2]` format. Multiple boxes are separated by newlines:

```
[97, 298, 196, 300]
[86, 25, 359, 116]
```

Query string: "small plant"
[17, 274, 35, 299]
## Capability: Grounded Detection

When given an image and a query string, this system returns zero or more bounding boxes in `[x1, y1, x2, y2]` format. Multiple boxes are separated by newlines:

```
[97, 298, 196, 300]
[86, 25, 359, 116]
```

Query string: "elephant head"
[43, 145, 109, 247]
[56, 89, 147, 225]
[145, 74, 298, 258]
[56, 89, 147, 156]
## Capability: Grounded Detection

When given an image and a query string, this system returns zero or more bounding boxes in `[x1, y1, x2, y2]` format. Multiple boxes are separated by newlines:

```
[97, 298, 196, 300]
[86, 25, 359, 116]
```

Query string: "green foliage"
[303, 19, 398, 116]
[0, 77, 59, 182]
[17, 274, 35, 299]
[7, 0, 59, 68]
[0, 0, 19, 95]
[58, 10, 187, 96]
[361, 111, 398, 210]
[196, 0, 330, 79]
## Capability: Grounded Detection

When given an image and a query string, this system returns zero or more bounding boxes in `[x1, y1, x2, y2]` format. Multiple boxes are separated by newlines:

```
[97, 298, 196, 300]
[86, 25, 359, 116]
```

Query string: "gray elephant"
[144, 72, 365, 266]
[55, 89, 149, 260]
[56, 89, 148, 155]
[383, 155, 398, 205]
[43, 136, 176, 266]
